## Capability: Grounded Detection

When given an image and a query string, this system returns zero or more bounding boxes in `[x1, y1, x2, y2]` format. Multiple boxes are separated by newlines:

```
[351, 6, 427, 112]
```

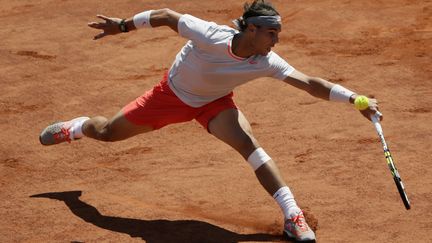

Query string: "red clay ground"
[1, 0, 431, 242]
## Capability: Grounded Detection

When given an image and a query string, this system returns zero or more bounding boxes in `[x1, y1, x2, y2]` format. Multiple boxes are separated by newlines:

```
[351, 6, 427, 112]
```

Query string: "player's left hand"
[360, 97, 383, 122]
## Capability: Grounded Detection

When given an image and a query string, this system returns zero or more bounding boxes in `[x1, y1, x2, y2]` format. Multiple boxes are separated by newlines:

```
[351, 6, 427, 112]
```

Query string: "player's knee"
[235, 135, 250, 147]
[234, 134, 259, 159]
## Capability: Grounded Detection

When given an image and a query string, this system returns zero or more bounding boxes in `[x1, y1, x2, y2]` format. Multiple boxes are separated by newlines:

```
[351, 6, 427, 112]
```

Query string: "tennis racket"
[371, 111, 411, 210]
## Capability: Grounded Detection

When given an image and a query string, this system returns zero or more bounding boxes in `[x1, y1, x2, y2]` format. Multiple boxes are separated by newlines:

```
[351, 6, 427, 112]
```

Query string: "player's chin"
[260, 48, 271, 56]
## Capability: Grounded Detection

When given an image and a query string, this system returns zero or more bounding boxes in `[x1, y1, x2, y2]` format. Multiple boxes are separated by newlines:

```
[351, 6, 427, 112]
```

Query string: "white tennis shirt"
[168, 14, 295, 107]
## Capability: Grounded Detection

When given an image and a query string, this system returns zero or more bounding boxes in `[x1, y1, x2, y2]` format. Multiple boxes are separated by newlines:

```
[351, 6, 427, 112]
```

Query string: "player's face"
[253, 25, 281, 55]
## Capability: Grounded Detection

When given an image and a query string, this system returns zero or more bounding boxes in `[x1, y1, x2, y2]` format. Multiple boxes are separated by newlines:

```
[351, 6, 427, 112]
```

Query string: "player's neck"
[231, 33, 256, 58]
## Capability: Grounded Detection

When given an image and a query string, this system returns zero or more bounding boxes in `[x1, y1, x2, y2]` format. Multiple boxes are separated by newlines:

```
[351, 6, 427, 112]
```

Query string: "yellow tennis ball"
[354, 95, 369, 110]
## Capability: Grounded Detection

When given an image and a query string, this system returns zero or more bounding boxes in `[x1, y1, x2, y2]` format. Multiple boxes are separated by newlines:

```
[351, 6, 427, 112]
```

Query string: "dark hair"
[234, 0, 280, 31]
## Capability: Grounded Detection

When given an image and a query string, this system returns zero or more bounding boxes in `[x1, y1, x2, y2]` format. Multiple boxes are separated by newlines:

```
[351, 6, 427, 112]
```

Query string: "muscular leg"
[208, 108, 286, 195]
[208, 108, 316, 241]
[82, 111, 153, 142]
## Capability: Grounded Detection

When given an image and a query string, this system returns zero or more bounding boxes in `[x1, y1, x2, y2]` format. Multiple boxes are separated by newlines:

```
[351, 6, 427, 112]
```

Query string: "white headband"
[246, 15, 282, 28]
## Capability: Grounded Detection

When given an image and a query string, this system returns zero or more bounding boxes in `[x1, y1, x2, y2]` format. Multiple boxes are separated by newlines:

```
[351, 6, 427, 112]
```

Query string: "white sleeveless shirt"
[168, 14, 295, 107]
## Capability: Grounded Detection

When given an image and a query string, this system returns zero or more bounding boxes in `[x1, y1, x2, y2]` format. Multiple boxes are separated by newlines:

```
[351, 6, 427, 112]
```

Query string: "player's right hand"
[88, 15, 122, 40]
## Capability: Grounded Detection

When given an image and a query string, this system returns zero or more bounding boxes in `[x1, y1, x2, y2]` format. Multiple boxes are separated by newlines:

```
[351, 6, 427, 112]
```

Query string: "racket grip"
[371, 111, 383, 135]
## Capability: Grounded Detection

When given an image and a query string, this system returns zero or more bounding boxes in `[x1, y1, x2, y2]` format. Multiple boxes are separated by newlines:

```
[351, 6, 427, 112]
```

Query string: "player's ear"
[247, 23, 256, 33]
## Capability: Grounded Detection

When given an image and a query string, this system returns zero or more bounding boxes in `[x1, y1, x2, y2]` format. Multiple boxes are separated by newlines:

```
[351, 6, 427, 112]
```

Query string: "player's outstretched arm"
[88, 8, 182, 40]
[284, 70, 381, 121]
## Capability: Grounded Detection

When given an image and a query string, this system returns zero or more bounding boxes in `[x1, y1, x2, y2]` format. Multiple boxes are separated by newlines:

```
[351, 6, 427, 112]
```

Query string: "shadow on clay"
[30, 191, 296, 243]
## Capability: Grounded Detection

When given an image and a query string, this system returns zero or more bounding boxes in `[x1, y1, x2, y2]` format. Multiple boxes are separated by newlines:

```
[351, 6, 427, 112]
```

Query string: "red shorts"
[122, 73, 237, 131]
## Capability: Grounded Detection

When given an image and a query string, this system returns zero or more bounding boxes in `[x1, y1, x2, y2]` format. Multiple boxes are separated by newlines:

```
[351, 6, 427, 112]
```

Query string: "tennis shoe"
[39, 117, 89, 145]
[284, 210, 316, 242]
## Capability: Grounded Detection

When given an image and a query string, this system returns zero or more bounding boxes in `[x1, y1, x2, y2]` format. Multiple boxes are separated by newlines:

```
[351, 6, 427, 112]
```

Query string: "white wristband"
[133, 10, 153, 29]
[329, 84, 355, 103]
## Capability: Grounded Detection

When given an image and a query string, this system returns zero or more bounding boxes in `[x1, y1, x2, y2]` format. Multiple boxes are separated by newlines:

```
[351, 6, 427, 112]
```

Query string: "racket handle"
[371, 111, 383, 135]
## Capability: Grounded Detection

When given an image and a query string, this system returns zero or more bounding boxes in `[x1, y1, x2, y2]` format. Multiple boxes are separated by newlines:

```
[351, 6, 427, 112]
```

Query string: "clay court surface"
[1, 0, 431, 242]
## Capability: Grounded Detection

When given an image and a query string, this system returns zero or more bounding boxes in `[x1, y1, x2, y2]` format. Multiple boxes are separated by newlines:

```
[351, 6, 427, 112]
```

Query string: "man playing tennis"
[39, 0, 380, 241]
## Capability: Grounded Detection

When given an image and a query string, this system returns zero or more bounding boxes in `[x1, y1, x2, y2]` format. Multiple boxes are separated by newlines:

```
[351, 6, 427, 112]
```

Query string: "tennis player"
[40, 1, 380, 241]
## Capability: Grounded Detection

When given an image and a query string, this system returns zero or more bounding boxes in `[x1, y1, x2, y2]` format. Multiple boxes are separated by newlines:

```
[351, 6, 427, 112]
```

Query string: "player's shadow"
[30, 191, 290, 243]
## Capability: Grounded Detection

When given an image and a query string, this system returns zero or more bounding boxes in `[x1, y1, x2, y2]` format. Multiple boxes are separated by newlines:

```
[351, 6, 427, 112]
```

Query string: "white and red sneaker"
[39, 117, 89, 145]
[284, 210, 316, 242]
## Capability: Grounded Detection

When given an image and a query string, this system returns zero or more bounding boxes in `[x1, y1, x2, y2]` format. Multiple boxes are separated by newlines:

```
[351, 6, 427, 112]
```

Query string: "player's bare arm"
[88, 8, 182, 40]
[284, 70, 380, 121]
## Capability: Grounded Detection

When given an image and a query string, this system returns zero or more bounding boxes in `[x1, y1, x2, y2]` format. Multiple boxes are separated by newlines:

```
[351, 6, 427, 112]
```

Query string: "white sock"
[273, 186, 301, 219]
[71, 117, 90, 139]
